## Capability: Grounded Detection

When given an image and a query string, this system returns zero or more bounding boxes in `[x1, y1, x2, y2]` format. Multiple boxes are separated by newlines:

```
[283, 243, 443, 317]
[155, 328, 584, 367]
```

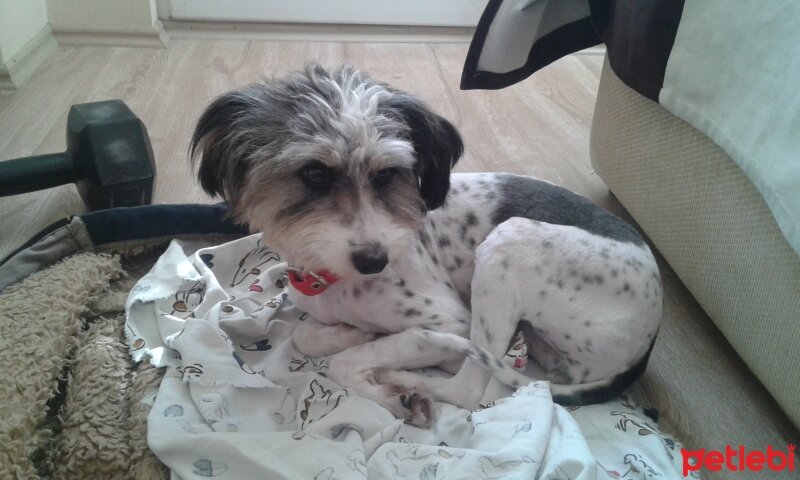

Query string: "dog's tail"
[415, 329, 655, 405]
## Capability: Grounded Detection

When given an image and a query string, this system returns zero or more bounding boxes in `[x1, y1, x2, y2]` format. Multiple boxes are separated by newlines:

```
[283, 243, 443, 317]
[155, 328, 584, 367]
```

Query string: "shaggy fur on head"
[190, 63, 463, 276]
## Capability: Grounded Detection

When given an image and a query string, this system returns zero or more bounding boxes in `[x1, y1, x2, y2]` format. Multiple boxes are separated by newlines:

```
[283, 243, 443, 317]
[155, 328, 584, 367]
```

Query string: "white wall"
[0, 0, 48, 62]
[46, 0, 158, 35]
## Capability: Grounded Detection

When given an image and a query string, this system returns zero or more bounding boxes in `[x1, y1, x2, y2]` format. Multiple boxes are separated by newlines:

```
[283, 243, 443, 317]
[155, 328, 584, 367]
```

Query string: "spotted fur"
[190, 63, 663, 427]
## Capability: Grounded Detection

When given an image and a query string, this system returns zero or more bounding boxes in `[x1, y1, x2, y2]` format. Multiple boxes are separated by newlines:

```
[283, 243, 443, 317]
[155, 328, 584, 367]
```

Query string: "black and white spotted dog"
[190, 63, 662, 427]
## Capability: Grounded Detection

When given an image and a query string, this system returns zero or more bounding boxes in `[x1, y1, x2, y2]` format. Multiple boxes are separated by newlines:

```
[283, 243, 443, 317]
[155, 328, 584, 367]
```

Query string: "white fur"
[191, 64, 662, 427]
[288, 173, 662, 426]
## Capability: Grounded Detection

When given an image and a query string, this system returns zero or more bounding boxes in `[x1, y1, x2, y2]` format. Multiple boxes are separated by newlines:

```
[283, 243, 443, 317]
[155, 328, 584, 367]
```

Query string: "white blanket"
[126, 235, 691, 479]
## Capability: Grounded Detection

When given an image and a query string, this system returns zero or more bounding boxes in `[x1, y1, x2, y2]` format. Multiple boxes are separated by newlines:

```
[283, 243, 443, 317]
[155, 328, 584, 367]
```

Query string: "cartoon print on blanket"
[300, 379, 348, 429]
[170, 280, 205, 318]
[125, 234, 690, 479]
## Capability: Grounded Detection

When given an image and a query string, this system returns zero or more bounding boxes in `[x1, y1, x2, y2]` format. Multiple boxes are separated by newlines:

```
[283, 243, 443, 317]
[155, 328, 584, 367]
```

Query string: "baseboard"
[0, 25, 58, 91]
[162, 20, 475, 43]
[53, 23, 169, 48]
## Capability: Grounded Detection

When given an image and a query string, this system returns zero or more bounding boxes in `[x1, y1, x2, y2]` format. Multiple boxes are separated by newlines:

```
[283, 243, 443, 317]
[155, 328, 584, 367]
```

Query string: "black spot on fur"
[459, 225, 468, 241]
[438, 236, 451, 248]
[404, 308, 422, 317]
[466, 212, 478, 226]
[491, 174, 645, 246]
[404, 290, 415, 298]
[419, 232, 431, 247]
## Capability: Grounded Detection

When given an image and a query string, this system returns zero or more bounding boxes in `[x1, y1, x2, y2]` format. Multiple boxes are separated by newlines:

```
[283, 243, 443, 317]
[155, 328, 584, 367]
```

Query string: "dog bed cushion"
[126, 234, 691, 479]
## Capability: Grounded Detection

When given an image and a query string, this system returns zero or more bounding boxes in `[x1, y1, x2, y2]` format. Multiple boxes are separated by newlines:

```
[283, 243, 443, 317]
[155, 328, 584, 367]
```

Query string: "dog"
[189, 63, 662, 427]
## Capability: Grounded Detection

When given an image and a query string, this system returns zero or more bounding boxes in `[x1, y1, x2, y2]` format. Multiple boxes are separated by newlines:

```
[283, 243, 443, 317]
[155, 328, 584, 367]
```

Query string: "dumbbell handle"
[0, 153, 77, 196]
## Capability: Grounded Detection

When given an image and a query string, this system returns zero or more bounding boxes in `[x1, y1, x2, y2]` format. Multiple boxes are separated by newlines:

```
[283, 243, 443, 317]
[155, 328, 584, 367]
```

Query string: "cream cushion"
[591, 57, 800, 427]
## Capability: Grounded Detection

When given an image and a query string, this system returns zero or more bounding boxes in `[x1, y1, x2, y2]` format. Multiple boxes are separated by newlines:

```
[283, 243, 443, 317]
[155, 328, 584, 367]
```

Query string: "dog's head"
[190, 62, 462, 277]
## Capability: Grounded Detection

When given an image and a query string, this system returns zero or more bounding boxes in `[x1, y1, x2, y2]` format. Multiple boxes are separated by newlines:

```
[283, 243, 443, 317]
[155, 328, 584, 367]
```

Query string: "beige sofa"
[591, 56, 800, 459]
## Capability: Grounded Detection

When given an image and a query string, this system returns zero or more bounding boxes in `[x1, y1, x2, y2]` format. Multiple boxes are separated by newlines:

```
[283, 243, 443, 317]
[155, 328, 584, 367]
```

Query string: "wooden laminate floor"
[0, 41, 605, 259]
[1, 40, 796, 479]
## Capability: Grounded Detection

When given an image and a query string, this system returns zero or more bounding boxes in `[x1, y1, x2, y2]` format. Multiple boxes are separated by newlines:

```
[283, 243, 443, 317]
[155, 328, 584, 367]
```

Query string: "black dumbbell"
[0, 100, 156, 210]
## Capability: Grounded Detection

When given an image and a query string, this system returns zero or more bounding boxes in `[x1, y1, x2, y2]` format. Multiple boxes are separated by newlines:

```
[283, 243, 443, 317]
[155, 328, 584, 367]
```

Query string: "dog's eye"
[373, 167, 399, 187]
[300, 162, 334, 189]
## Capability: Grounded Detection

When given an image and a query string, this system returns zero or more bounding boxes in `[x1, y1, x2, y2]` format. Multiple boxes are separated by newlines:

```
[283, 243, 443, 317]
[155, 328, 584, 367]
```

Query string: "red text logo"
[681, 445, 796, 476]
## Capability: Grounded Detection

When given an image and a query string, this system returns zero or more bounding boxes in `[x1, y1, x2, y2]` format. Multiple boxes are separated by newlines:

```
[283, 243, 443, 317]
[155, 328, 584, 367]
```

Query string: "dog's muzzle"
[351, 243, 389, 275]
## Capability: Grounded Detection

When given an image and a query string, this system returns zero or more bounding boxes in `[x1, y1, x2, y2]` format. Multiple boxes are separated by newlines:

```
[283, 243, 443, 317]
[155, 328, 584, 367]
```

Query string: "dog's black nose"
[351, 243, 389, 275]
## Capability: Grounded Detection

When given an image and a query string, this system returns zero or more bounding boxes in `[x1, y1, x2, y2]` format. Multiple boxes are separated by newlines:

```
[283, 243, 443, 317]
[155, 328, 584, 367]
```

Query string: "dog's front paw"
[395, 389, 432, 427]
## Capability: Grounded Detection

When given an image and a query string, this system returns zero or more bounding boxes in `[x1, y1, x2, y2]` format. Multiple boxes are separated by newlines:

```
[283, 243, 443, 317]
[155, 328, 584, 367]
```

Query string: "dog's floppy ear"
[190, 89, 257, 204]
[383, 94, 463, 210]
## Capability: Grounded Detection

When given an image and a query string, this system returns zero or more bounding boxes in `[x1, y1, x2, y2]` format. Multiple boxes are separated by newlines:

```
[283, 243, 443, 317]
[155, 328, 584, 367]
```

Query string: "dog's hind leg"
[431, 233, 529, 408]
[379, 225, 532, 410]
[410, 217, 662, 407]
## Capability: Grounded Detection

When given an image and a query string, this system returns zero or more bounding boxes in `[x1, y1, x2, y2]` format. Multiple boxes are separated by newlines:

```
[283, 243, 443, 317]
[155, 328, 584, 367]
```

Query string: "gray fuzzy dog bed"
[0, 250, 165, 479]
[0, 205, 244, 479]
